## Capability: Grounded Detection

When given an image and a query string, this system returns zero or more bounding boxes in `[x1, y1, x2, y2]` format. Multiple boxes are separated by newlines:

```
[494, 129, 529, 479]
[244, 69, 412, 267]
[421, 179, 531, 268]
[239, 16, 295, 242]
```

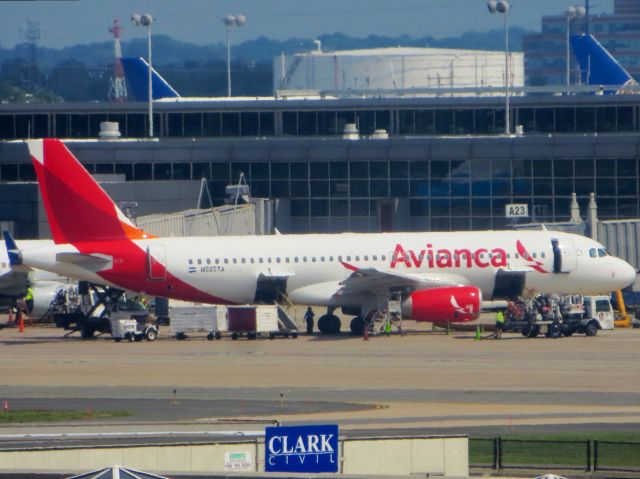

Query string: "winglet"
[3, 231, 22, 266]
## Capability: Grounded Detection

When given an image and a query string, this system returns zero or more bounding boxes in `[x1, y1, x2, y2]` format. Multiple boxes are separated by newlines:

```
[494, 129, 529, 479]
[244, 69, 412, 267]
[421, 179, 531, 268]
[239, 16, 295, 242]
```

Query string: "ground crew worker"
[304, 307, 314, 335]
[24, 287, 34, 314]
[494, 309, 505, 339]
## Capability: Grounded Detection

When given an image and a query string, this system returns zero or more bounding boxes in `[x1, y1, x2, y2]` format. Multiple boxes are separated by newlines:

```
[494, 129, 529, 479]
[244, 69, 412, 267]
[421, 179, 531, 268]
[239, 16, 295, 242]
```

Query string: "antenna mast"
[108, 19, 127, 102]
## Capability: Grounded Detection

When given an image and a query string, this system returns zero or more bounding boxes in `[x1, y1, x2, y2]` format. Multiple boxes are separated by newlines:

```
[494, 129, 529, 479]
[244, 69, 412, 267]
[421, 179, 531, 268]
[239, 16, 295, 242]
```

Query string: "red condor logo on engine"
[390, 243, 507, 269]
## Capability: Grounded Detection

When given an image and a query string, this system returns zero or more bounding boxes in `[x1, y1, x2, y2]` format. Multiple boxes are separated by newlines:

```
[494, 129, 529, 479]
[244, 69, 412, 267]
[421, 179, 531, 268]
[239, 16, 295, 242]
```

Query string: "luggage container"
[227, 305, 280, 340]
[170, 305, 228, 340]
[110, 318, 158, 342]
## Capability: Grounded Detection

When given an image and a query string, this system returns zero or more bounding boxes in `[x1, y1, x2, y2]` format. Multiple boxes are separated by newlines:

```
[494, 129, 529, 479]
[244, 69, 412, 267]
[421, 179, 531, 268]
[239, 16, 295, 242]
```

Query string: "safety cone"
[3, 401, 9, 412]
[475, 326, 481, 340]
[363, 325, 369, 341]
[18, 311, 24, 334]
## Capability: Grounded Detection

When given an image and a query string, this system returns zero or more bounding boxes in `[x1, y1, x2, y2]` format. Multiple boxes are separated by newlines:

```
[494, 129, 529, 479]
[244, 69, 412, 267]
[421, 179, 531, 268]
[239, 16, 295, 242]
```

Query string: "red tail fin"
[28, 139, 152, 244]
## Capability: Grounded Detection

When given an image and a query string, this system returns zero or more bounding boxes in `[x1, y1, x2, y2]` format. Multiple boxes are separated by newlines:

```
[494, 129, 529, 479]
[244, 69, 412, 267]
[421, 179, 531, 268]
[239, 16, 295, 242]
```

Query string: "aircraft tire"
[350, 317, 365, 335]
[318, 314, 341, 335]
[207, 332, 214, 341]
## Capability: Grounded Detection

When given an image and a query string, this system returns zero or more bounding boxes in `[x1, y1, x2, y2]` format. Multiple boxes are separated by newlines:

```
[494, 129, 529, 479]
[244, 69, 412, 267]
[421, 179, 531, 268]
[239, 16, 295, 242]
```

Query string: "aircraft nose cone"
[617, 260, 637, 289]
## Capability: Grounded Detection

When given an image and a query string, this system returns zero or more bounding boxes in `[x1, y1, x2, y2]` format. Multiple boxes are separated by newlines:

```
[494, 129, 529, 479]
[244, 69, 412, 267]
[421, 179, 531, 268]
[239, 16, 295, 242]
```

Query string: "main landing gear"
[317, 309, 341, 335]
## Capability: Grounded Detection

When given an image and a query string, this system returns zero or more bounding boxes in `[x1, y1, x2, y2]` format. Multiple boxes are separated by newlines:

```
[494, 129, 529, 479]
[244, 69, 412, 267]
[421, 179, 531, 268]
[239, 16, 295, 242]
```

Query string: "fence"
[470, 438, 640, 473]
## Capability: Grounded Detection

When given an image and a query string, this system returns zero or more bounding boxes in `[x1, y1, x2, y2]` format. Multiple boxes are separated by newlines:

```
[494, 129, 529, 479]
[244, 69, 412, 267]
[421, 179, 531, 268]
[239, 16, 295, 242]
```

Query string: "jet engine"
[402, 286, 482, 322]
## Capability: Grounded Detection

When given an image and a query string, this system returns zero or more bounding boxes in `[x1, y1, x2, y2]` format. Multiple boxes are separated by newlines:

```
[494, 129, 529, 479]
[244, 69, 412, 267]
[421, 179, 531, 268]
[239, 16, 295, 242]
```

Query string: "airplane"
[5, 139, 636, 334]
[119, 57, 180, 101]
[570, 33, 637, 92]
[119, 57, 330, 102]
[0, 239, 75, 322]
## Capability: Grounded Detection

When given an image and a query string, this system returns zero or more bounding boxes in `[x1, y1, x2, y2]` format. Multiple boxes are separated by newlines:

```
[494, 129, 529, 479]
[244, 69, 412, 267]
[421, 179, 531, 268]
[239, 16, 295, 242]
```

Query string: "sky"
[0, 0, 614, 50]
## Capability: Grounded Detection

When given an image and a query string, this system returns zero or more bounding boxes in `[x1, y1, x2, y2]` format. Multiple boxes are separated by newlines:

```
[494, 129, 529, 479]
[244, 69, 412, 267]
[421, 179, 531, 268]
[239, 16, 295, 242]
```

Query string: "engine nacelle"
[402, 286, 482, 323]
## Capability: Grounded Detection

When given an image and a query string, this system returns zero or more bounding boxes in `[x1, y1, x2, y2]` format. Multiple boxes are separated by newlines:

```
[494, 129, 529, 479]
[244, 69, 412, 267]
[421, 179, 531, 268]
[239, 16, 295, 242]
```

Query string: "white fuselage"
[19, 230, 637, 307]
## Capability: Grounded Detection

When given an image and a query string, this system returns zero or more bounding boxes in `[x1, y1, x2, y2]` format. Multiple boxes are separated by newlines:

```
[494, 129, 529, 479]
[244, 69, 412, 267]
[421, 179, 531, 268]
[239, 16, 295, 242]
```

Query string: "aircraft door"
[551, 238, 577, 273]
[146, 244, 167, 280]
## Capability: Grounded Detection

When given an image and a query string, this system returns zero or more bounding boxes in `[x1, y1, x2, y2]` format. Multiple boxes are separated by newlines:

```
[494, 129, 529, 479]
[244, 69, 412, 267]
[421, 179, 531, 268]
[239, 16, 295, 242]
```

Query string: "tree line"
[0, 28, 531, 103]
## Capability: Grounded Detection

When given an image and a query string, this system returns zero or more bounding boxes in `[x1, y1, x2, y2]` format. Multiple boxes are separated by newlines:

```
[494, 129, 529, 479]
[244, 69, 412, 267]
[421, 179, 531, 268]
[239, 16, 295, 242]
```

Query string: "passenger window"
[303, 257, 307, 262]
[373, 255, 377, 261]
[285, 257, 290, 263]
[241, 258, 246, 263]
[355, 255, 360, 261]
[320, 256, 325, 262]
[250, 258, 255, 263]
[294, 257, 299, 263]
[347, 255, 352, 261]
[259, 258, 264, 263]
[224, 258, 229, 264]
[188, 259, 193, 265]
[233, 258, 237, 264]
[382, 255, 386, 261]
[329, 256, 334, 261]
[215, 259, 220, 264]
[541, 252, 545, 258]
[364, 255, 369, 261]
[532, 253, 536, 259]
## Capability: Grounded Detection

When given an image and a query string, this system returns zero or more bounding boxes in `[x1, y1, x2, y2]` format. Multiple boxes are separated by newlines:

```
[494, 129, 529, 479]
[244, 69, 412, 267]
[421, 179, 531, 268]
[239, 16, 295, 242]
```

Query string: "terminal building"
[1, 92, 640, 242]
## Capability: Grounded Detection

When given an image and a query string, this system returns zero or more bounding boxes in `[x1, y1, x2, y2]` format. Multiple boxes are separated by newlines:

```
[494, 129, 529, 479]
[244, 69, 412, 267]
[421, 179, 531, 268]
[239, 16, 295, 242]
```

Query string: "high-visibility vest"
[496, 310, 505, 324]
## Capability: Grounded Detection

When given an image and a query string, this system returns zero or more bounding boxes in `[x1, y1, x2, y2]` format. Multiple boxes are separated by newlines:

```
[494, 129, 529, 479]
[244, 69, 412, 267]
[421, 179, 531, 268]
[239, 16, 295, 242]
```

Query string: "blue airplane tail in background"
[570, 34, 636, 91]
[120, 57, 180, 101]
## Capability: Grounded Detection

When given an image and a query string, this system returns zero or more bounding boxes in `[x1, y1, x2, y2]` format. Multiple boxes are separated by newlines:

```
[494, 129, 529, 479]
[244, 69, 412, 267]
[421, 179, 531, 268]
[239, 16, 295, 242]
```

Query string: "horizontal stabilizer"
[120, 57, 181, 101]
[55, 252, 113, 270]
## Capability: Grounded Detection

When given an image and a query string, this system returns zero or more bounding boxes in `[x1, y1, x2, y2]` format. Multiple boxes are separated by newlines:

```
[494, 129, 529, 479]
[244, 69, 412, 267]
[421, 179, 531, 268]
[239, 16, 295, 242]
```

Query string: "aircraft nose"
[616, 259, 637, 289]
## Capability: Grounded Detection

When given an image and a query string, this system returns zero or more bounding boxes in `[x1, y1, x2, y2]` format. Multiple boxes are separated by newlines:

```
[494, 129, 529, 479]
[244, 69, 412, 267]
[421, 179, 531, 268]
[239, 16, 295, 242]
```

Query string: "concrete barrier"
[0, 434, 467, 476]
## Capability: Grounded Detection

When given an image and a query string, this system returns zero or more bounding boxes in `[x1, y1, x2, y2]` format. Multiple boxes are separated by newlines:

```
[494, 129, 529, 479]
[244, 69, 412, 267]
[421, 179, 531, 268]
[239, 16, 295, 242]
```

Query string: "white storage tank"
[274, 46, 524, 96]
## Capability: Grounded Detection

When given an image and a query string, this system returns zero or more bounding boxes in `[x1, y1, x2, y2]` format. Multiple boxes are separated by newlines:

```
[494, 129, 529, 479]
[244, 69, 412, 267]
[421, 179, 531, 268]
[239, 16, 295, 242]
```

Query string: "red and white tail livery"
[12, 139, 637, 330]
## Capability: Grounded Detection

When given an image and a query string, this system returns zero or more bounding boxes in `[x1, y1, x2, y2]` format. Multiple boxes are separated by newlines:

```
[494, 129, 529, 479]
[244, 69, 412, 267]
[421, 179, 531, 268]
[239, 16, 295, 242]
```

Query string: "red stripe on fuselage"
[76, 240, 234, 304]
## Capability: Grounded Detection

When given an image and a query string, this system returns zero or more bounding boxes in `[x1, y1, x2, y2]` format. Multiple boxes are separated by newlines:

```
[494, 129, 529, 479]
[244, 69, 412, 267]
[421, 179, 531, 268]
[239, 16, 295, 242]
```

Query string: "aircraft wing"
[335, 265, 469, 298]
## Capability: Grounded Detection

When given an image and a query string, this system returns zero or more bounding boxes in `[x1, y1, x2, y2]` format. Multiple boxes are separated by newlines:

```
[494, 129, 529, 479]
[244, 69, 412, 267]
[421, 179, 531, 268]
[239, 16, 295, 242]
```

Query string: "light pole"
[222, 14, 246, 97]
[488, 0, 510, 135]
[131, 12, 154, 137]
[565, 5, 586, 88]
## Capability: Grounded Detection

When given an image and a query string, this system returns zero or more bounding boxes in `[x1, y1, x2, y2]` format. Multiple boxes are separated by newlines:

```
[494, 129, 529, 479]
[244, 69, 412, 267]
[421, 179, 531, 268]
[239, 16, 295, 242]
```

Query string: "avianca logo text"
[390, 243, 507, 269]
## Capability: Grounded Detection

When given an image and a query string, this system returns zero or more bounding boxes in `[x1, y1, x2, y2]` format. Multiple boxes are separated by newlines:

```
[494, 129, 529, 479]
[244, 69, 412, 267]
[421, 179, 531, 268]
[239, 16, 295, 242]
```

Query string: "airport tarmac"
[0, 324, 639, 441]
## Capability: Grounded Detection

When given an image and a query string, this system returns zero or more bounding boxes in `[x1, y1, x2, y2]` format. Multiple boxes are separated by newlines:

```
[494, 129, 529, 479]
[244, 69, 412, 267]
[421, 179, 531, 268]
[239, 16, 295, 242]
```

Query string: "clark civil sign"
[265, 424, 339, 473]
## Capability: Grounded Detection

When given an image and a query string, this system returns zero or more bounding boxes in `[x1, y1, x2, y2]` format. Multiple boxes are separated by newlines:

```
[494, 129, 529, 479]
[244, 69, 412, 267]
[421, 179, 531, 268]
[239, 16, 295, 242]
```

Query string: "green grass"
[0, 409, 131, 424]
[470, 433, 640, 470]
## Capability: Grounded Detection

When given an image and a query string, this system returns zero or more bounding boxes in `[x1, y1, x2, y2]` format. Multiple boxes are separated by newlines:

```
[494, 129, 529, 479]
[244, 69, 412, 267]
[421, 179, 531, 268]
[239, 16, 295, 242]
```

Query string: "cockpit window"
[589, 248, 597, 258]
[598, 248, 607, 257]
